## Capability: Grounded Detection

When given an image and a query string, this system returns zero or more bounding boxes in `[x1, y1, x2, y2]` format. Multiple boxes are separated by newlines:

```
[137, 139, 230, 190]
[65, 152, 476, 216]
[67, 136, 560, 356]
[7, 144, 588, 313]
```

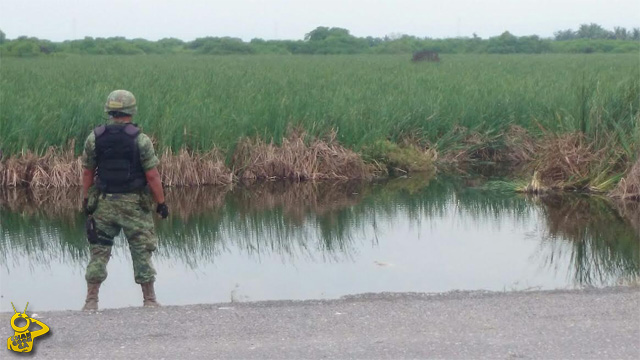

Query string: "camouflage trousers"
[85, 192, 158, 285]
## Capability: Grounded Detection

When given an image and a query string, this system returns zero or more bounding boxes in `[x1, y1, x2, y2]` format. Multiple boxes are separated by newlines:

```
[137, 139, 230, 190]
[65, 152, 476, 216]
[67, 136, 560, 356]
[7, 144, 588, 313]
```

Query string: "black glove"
[82, 198, 90, 215]
[156, 203, 169, 219]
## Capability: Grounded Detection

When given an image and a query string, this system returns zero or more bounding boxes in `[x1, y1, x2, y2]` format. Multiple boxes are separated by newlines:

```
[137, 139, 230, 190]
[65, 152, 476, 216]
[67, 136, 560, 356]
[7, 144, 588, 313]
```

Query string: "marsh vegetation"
[0, 54, 637, 195]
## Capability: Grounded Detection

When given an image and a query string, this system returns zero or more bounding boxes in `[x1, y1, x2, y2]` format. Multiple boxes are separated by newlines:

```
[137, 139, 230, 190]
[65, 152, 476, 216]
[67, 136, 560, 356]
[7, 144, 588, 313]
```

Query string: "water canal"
[1, 175, 638, 311]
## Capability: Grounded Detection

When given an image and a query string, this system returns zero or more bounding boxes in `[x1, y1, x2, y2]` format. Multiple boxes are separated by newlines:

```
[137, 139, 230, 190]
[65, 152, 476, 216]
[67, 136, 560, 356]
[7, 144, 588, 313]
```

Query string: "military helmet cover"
[104, 90, 137, 115]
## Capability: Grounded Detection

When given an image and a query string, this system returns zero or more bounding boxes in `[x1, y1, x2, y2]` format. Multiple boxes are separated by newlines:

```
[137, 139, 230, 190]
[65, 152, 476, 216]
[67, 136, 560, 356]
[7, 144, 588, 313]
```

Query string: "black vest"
[94, 123, 147, 193]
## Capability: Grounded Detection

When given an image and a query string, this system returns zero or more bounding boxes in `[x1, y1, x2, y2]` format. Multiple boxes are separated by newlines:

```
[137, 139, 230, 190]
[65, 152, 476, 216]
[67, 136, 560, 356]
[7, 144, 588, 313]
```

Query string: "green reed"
[1, 54, 637, 158]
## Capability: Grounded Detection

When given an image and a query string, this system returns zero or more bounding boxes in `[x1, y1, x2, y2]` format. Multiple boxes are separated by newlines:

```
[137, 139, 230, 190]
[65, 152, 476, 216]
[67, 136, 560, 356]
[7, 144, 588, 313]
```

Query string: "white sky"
[1, 0, 638, 41]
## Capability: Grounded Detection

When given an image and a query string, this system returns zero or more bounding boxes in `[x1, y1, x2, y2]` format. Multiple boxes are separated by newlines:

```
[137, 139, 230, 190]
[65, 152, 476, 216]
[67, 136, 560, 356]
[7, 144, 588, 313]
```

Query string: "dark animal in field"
[412, 50, 440, 62]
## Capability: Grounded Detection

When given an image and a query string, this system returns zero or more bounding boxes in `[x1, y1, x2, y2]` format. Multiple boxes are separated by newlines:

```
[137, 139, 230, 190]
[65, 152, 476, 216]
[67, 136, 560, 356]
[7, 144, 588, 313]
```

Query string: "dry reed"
[439, 125, 538, 165]
[1, 130, 376, 188]
[158, 148, 233, 186]
[502, 125, 539, 164]
[0, 128, 634, 198]
[231, 129, 373, 182]
[0, 146, 82, 188]
[611, 156, 640, 201]
[527, 133, 598, 190]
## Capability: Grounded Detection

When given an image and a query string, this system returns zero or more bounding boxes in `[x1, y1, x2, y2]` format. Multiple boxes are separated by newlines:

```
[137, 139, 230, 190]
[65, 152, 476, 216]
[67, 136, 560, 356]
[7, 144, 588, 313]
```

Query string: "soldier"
[81, 89, 169, 311]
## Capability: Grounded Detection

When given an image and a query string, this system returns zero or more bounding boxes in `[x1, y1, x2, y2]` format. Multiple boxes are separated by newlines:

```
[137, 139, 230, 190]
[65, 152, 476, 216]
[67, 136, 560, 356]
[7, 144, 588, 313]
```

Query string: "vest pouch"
[98, 159, 131, 186]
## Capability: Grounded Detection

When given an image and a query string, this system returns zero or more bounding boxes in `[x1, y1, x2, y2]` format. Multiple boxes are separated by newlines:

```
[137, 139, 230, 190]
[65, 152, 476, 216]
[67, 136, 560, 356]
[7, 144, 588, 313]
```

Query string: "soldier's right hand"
[156, 203, 169, 219]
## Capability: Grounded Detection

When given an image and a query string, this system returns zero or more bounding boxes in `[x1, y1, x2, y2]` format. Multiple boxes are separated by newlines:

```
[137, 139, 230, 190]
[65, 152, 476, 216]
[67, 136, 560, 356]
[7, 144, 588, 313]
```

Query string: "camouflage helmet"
[104, 89, 137, 115]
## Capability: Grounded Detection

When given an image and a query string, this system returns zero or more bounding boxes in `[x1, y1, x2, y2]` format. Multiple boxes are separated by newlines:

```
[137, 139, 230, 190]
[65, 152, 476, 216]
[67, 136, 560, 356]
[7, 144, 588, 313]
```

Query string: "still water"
[1, 176, 638, 311]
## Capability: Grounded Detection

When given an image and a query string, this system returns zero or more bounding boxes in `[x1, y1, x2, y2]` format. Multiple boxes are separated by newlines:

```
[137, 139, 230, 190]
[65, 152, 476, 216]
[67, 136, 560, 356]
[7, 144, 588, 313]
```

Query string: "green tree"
[157, 38, 185, 53]
[465, 33, 485, 52]
[304, 27, 351, 42]
[487, 31, 518, 53]
[554, 29, 576, 41]
[613, 27, 629, 40]
[577, 23, 612, 39]
[188, 37, 254, 55]
[3, 37, 41, 57]
[104, 40, 144, 55]
[303, 27, 369, 54]
[0, 29, 6, 45]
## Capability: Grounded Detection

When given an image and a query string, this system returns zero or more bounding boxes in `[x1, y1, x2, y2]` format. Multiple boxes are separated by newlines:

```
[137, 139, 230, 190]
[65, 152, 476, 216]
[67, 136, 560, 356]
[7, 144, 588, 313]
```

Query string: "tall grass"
[1, 54, 637, 159]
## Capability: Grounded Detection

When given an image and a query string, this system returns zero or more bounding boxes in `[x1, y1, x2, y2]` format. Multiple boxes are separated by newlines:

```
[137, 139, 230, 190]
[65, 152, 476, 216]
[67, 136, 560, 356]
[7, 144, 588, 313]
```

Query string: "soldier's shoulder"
[84, 131, 96, 145]
[137, 132, 152, 143]
[136, 132, 156, 149]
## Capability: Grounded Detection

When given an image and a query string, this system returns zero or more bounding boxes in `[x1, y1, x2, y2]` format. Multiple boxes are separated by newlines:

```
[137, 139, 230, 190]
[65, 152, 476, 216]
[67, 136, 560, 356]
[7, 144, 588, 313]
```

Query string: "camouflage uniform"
[82, 127, 160, 284]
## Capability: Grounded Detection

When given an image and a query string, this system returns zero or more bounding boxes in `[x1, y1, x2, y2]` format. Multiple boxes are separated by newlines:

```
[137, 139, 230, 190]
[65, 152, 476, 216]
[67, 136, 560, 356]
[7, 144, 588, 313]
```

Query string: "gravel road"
[2, 287, 639, 359]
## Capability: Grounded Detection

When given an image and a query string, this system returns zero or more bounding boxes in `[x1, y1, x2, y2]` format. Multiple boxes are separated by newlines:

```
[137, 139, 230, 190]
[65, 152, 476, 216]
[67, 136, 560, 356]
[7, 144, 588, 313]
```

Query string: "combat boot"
[82, 282, 101, 311]
[141, 282, 161, 307]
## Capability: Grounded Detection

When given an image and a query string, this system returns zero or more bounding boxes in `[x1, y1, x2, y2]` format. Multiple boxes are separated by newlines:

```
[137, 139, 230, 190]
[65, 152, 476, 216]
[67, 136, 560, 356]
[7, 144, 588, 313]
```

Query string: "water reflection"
[534, 195, 639, 285]
[1, 176, 638, 310]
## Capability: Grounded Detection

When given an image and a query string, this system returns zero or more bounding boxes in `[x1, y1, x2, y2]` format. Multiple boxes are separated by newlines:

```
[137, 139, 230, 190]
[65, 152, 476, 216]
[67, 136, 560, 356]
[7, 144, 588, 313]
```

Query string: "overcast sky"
[1, 0, 638, 41]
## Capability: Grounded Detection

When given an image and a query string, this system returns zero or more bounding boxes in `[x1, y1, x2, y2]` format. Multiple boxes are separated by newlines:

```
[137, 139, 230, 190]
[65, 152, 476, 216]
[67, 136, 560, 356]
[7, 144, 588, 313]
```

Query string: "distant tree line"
[1, 24, 638, 57]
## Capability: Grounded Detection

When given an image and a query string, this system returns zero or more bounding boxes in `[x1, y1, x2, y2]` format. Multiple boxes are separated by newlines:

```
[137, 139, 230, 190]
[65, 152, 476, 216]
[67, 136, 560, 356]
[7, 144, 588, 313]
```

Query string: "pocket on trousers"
[87, 187, 100, 214]
[145, 240, 157, 252]
[138, 192, 153, 213]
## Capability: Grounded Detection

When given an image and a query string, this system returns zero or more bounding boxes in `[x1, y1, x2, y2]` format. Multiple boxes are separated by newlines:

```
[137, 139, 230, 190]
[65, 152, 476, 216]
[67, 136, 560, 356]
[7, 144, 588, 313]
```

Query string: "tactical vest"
[94, 123, 147, 193]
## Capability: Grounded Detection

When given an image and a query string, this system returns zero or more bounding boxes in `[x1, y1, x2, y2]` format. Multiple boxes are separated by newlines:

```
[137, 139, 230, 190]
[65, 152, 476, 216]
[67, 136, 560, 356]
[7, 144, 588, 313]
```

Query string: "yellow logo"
[6, 302, 49, 353]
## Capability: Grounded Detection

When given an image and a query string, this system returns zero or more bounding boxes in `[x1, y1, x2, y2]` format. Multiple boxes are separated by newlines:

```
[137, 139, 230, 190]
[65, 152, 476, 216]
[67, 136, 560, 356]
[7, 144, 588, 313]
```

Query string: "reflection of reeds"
[0, 177, 434, 268]
[0, 182, 367, 221]
[0, 187, 87, 268]
[0, 210, 87, 267]
[535, 195, 639, 285]
[613, 200, 640, 238]
[228, 181, 365, 222]
[2, 175, 638, 287]
[165, 185, 231, 220]
[0, 187, 82, 219]
[154, 181, 378, 267]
